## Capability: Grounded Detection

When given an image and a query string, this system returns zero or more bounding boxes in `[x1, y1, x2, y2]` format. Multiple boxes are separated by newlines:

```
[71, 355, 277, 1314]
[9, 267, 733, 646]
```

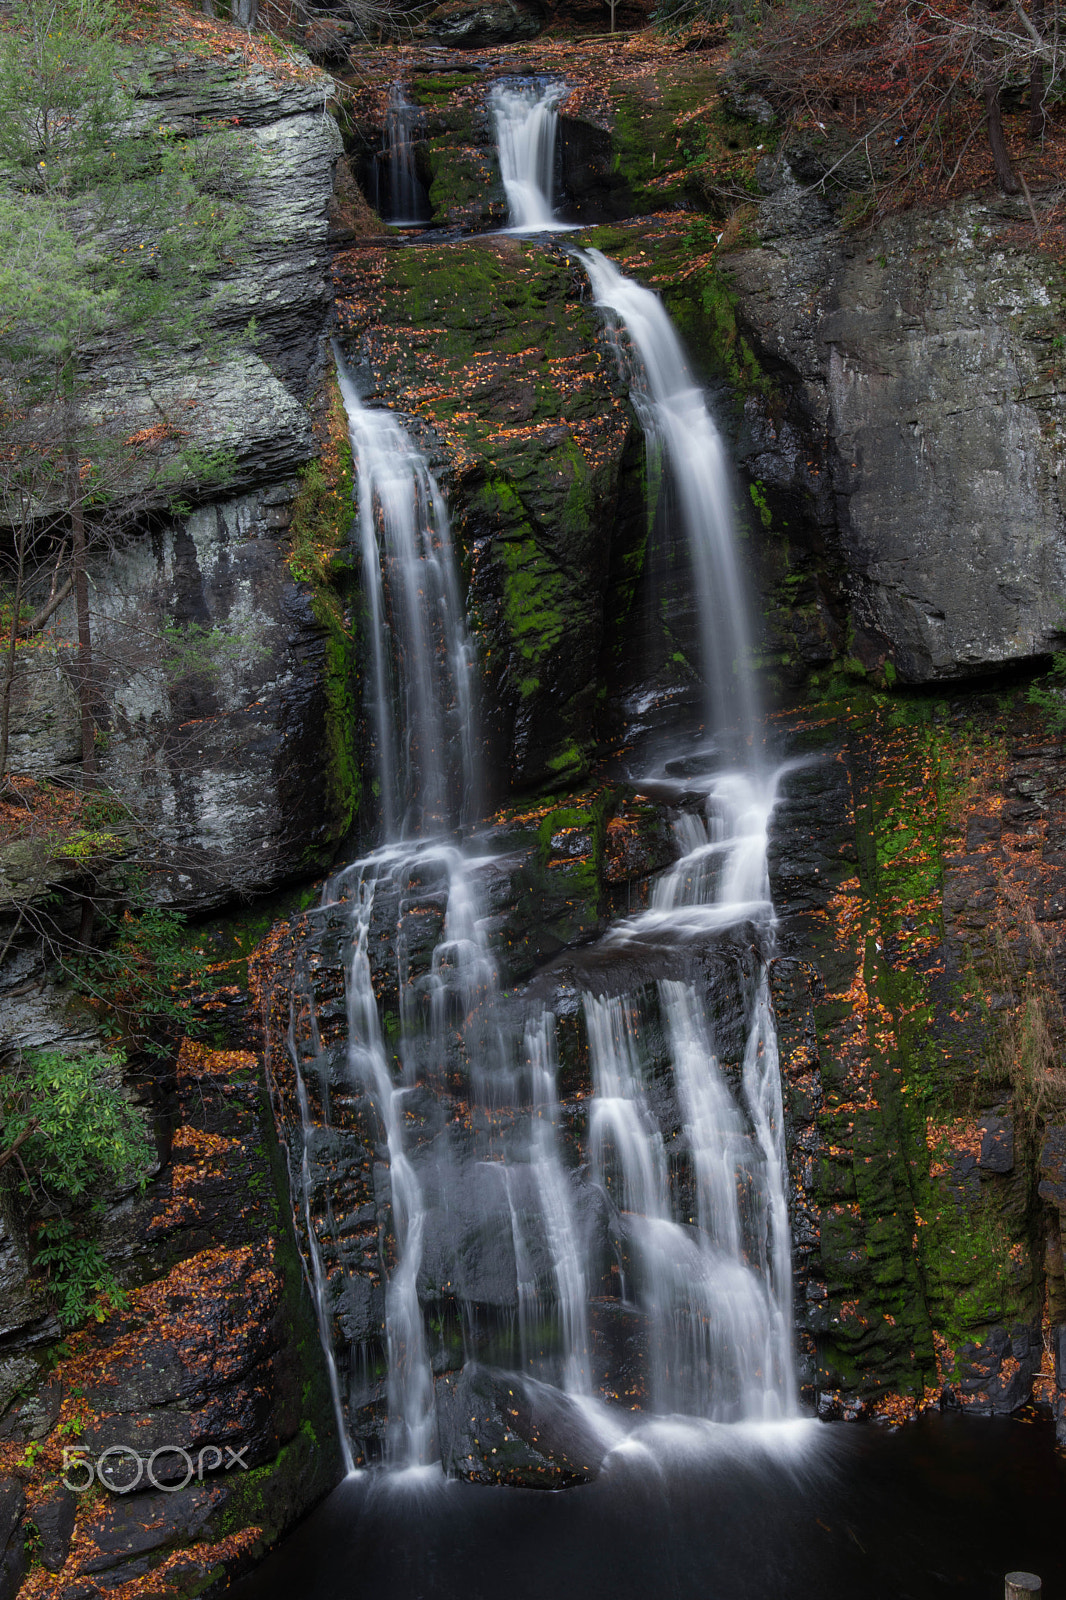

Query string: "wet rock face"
[48, 57, 343, 512]
[423, 1, 547, 47]
[266, 777, 779, 1477]
[435, 1366, 605, 1485]
[13, 485, 354, 911]
[91, 488, 351, 909]
[728, 184, 1066, 682]
[339, 53, 1063, 692]
[0, 1479, 27, 1598]
[0, 1040, 340, 1598]
[410, 0, 654, 51]
[9, 55, 350, 913]
[768, 697, 1066, 1421]
[134, 53, 343, 405]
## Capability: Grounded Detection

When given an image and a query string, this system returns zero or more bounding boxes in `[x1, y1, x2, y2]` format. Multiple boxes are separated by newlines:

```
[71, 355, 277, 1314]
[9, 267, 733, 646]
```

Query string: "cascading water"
[580, 248, 759, 747]
[572, 248, 797, 1420]
[300, 358, 482, 1467]
[336, 356, 477, 838]
[291, 269, 797, 1480]
[286, 1012, 357, 1477]
[378, 83, 428, 226]
[490, 80, 572, 232]
[230, 83, 1062, 1600]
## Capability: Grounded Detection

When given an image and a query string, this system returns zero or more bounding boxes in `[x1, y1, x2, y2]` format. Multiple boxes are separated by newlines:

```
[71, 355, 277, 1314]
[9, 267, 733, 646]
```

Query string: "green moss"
[920, 1189, 1031, 1353]
[410, 72, 480, 104]
[311, 585, 361, 851]
[580, 220, 771, 401]
[379, 242, 604, 377]
[560, 437, 594, 536]
[288, 452, 352, 588]
[501, 537, 567, 678]
[214, 1421, 326, 1550]
[608, 68, 714, 209]
[424, 136, 498, 225]
[287, 366, 361, 854]
[749, 480, 773, 530]
[341, 239, 628, 787]
[807, 699, 1043, 1396]
[546, 741, 584, 781]
[681, 263, 771, 400]
[533, 794, 615, 912]
[680, 102, 779, 208]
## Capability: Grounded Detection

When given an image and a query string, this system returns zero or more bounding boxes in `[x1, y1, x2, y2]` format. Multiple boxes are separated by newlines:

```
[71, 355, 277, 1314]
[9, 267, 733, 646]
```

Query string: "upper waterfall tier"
[380, 84, 429, 226]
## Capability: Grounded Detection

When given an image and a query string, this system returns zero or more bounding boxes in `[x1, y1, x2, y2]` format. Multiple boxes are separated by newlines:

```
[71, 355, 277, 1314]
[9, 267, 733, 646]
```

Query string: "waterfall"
[287, 1016, 357, 1477]
[525, 1011, 591, 1395]
[380, 84, 427, 226]
[335, 355, 478, 838]
[302, 356, 484, 1468]
[575, 250, 797, 1420]
[580, 248, 759, 747]
[295, 263, 798, 1479]
[490, 81, 570, 232]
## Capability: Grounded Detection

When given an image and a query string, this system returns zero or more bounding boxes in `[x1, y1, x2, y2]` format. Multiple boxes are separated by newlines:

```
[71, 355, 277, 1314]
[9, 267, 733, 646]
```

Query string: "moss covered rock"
[772, 692, 1056, 1415]
[335, 235, 634, 792]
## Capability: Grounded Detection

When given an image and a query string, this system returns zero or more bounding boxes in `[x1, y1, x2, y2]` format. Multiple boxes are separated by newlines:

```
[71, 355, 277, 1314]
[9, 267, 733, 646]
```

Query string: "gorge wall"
[1, 29, 348, 1600]
[3, 17, 1066, 1598]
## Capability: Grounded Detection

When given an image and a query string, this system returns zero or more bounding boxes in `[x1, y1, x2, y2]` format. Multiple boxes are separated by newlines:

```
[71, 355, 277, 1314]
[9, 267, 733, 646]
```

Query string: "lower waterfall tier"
[278, 750, 795, 1475]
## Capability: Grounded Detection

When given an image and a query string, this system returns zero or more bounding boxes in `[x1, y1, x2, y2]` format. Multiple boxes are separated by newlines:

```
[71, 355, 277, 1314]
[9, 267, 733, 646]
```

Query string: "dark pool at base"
[230, 1415, 1066, 1600]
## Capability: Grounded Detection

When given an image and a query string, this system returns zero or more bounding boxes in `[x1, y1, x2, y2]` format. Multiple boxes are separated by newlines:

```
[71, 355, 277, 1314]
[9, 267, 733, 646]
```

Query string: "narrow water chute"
[579, 247, 759, 747]
[490, 80, 573, 232]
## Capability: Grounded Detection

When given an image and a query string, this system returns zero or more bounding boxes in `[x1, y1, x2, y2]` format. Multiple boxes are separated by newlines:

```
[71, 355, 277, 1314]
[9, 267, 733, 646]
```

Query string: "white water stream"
[337, 355, 478, 839]
[578, 245, 796, 1420]
[381, 83, 426, 226]
[490, 81, 576, 232]
[581, 248, 759, 743]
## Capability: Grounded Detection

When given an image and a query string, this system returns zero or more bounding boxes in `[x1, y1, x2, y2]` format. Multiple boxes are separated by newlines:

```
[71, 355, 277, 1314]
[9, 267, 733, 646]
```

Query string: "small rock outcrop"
[334, 235, 636, 791]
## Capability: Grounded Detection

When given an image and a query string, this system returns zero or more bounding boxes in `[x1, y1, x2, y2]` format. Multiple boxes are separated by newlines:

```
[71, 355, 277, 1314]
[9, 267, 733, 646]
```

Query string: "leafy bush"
[1, 1048, 151, 1202]
[34, 1219, 128, 1327]
[1027, 654, 1066, 732]
[0, 1048, 152, 1325]
[76, 906, 210, 1056]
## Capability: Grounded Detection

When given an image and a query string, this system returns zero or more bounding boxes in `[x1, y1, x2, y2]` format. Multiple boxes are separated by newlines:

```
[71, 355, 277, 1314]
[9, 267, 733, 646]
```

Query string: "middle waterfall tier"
[286, 788, 798, 1471]
[490, 80, 574, 232]
[335, 354, 479, 840]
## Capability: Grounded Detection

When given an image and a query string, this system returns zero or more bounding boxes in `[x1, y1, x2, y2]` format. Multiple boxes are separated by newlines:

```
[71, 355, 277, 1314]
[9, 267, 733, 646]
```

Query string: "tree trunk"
[65, 447, 97, 782]
[984, 80, 1020, 194]
[1030, 0, 1046, 138]
[78, 893, 95, 955]
[0, 528, 26, 792]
